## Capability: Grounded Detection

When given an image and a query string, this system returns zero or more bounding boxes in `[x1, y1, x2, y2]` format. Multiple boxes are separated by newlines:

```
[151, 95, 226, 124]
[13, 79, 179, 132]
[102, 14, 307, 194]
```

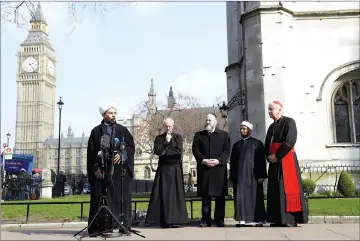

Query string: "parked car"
[64, 185, 71, 195]
[82, 183, 90, 194]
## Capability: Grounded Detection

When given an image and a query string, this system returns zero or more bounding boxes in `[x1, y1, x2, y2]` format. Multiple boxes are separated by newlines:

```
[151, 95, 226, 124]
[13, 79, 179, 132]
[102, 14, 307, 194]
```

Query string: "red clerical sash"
[269, 143, 302, 212]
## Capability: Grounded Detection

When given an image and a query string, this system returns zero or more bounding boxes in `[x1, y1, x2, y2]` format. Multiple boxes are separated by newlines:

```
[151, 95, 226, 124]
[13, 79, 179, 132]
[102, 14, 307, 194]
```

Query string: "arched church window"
[144, 166, 151, 179]
[333, 79, 360, 143]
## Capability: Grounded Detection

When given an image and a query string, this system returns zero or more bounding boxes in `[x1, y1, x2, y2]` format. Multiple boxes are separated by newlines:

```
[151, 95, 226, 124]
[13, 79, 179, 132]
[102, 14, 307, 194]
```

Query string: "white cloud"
[41, 2, 94, 36]
[41, 2, 68, 27]
[134, 2, 164, 13]
[171, 69, 227, 106]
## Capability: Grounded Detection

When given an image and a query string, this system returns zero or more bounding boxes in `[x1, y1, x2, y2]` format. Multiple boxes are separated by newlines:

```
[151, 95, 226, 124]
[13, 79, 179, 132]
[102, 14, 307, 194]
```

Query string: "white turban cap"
[240, 120, 253, 130]
[99, 102, 117, 115]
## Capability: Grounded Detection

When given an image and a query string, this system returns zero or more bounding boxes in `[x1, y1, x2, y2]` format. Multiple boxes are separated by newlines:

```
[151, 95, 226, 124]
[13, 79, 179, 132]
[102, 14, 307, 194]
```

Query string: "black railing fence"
[51, 173, 87, 198]
[300, 164, 360, 176]
[50, 173, 155, 198]
[131, 179, 154, 193]
[299, 164, 360, 190]
[2, 195, 359, 224]
[2, 173, 43, 201]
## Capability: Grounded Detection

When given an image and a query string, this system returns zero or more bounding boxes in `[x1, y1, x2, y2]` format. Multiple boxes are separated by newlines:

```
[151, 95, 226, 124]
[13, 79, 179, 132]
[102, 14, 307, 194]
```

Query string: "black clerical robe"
[230, 137, 267, 223]
[145, 132, 189, 227]
[264, 116, 308, 225]
[87, 121, 135, 235]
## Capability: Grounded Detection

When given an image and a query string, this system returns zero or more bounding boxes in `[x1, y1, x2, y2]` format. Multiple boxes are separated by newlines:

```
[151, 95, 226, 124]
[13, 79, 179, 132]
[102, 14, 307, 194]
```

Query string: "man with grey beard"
[192, 113, 231, 227]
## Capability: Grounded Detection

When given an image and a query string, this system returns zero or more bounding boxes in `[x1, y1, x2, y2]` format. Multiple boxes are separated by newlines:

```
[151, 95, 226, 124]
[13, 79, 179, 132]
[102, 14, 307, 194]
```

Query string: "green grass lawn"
[1, 195, 359, 224]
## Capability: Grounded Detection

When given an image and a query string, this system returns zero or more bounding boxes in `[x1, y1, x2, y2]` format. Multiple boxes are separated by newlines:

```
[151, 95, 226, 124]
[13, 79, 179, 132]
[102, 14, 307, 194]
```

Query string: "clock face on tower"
[48, 60, 55, 76]
[22, 57, 38, 73]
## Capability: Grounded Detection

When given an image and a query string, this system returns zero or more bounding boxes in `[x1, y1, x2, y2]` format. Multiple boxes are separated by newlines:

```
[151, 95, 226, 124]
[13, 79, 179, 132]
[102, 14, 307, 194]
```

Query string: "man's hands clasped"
[202, 159, 220, 167]
[113, 153, 121, 164]
[268, 154, 277, 163]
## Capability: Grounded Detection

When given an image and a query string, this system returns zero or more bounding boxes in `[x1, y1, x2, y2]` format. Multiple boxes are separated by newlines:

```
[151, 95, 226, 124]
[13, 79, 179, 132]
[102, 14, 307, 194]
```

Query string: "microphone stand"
[104, 137, 145, 239]
[74, 131, 133, 240]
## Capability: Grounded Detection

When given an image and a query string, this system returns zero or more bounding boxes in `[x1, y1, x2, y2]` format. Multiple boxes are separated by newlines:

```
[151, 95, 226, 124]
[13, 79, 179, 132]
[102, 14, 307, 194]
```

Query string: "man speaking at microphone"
[87, 103, 135, 237]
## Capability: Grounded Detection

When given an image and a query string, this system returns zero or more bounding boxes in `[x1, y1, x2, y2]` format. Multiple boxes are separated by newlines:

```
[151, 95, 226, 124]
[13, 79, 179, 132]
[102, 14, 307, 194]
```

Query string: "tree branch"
[1, 2, 133, 31]
[132, 92, 206, 174]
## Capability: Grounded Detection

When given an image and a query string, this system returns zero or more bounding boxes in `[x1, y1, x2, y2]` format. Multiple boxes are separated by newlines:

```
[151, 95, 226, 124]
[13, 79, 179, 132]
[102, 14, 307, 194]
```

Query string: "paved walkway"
[1, 224, 359, 240]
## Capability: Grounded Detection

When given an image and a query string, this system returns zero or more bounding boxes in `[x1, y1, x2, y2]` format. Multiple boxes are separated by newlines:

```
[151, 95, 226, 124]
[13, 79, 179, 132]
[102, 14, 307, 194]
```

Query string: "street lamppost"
[217, 90, 247, 129]
[218, 101, 230, 129]
[6, 132, 11, 147]
[57, 97, 64, 175]
[218, 101, 230, 119]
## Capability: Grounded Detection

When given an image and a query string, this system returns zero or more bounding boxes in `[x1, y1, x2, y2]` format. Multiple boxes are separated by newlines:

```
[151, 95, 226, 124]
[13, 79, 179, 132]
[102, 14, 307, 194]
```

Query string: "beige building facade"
[42, 126, 88, 174]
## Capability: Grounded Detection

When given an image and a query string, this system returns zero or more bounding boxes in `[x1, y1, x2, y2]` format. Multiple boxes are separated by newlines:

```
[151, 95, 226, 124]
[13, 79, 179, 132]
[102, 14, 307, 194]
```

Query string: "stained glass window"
[333, 79, 360, 143]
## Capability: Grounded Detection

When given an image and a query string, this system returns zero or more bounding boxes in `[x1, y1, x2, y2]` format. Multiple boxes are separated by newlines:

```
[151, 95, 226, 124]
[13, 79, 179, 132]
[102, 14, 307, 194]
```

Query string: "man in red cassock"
[265, 100, 308, 227]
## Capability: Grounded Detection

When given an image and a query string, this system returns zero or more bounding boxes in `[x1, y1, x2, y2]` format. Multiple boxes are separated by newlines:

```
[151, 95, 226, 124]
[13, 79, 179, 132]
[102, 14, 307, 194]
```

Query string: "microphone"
[120, 137, 128, 163]
[100, 135, 110, 149]
[120, 137, 126, 152]
[113, 137, 128, 163]
[114, 137, 120, 155]
[114, 137, 120, 157]
[98, 135, 110, 178]
[96, 150, 105, 180]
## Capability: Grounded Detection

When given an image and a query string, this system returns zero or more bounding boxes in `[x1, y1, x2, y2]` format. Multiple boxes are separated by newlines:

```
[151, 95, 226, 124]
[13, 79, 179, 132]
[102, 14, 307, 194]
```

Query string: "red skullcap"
[272, 101, 283, 108]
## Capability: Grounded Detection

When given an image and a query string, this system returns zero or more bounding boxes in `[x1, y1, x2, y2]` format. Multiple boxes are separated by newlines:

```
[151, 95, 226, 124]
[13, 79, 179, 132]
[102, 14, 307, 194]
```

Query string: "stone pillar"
[41, 169, 53, 199]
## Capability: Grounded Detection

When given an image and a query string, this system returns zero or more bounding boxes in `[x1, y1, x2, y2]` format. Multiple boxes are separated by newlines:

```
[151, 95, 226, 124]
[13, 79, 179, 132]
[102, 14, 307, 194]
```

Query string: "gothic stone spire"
[30, 2, 47, 25]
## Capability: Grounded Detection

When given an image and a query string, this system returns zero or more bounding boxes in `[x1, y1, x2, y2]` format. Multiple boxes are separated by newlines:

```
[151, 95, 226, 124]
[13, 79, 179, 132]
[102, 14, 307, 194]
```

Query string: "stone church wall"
[225, 2, 360, 166]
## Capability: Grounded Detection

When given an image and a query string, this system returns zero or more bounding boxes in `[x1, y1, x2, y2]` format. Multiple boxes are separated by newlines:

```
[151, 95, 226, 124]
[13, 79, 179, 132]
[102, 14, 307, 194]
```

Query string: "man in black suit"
[192, 113, 231, 227]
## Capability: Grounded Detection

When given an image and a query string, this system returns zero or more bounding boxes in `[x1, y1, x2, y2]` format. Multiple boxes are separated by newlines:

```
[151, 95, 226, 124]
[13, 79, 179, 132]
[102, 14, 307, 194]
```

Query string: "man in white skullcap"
[229, 120, 267, 227]
[87, 102, 136, 236]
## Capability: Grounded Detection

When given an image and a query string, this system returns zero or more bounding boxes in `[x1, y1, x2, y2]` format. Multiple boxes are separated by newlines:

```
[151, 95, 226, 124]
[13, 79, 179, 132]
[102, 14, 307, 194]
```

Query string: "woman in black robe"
[145, 118, 189, 228]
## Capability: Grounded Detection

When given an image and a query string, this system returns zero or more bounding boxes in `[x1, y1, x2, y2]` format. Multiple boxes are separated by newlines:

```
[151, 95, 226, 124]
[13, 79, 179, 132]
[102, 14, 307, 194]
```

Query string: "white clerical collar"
[207, 128, 216, 133]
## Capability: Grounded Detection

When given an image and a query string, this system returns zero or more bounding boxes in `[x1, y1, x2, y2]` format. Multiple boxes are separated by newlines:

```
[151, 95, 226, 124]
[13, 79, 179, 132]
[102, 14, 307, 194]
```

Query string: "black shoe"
[199, 220, 211, 227]
[216, 221, 225, 227]
[270, 223, 290, 227]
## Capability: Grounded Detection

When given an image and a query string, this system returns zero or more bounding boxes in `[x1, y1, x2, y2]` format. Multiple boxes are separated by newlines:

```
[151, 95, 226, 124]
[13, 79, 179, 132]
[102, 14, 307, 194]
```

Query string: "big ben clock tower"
[15, 2, 56, 162]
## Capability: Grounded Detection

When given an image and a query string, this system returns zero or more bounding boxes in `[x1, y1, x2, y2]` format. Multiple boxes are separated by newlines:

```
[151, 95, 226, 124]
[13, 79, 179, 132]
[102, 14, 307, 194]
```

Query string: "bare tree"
[1, 1, 132, 27]
[132, 93, 210, 172]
